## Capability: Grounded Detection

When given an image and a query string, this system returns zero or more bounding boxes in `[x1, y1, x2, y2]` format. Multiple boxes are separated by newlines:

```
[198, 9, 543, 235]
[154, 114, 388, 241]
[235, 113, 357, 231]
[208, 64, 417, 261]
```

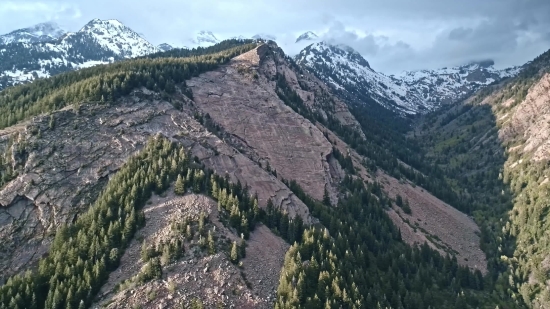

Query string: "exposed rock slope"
[0, 43, 353, 284]
[95, 193, 287, 309]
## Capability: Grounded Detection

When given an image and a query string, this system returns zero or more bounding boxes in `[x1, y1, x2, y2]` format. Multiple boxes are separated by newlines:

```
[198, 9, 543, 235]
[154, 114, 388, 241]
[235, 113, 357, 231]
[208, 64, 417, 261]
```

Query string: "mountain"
[190, 30, 220, 47]
[252, 33, 276, 41]
[230, 35, 247, 40]
[296, 41, 425, 114]
[296, 41, 522, 114]
[0, 40, 507, 309]
[0, 19, 159, 91]
[295, 31, 318, 43]
[396, 59, 522, 107]
[0, 21, 66, 45]
[157, 43, 174, 52]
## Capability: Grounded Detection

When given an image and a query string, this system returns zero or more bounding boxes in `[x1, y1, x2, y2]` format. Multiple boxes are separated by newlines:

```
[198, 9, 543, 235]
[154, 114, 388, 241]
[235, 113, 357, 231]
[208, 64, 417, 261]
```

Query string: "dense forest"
[272, 176, 499, 309]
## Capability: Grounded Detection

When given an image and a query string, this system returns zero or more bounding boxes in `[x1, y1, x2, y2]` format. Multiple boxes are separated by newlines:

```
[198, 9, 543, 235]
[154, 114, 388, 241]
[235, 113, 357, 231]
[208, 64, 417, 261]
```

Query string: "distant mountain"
[296, 41, 522, 114]
[295, 31, 318, 43]
[157, 43, 174, 52]
[252, 33, 276, 41]
[296, 42, 424, 114]
[67, 19, 159, 57]
[229, 35, 245, 40]
[190, 31, 220, 47]
[395, 60, 521, 107]
[0, 19, 160, 91]
[0, 22, 66, 45]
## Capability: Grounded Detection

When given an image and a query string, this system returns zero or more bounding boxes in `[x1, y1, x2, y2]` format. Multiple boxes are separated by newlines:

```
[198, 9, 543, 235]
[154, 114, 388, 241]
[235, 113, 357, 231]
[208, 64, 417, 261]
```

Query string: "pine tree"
[230, 241, 239, 264]
[186, 224, 192, 240]
[174, 174, 185, 195]
[239, 239, 246, 259]
[241, 215, 249, 239]
[323, 187, 331, 206]
[207, 230, 215, 255]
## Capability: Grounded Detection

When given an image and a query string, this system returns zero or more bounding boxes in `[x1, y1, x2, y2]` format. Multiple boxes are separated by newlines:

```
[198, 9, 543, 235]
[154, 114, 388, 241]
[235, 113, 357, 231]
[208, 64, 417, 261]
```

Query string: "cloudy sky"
[1, 0, 549, 74]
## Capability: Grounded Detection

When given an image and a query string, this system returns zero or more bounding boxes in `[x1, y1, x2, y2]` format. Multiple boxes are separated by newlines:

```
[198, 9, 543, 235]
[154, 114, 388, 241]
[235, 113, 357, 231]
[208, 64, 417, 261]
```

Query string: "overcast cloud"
[1, 0, 549, 74]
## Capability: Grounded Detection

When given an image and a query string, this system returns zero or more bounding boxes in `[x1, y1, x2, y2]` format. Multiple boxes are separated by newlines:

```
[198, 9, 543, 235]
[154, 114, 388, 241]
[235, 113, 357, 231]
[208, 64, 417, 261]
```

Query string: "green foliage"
[276, 69, 468, 215]
[230, 241, 239, 264]
[331, 146, 355, 175]
[275, 177, 498, 309]
[412, 50, 550, 306]
[174, 174, 185, 195]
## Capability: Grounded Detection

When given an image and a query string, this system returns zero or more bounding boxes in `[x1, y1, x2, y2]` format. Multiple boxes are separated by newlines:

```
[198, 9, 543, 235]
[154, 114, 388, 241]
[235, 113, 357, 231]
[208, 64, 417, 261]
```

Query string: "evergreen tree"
[174, 174, 185, 195]
[207, 230, 215, 255]
[230, 241, 239, 264]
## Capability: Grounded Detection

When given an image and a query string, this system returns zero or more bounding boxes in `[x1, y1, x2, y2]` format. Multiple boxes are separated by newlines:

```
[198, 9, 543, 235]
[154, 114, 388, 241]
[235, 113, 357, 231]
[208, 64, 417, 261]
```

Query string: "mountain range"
[0, 19, 522, 114]
[0, 16, 549, 309]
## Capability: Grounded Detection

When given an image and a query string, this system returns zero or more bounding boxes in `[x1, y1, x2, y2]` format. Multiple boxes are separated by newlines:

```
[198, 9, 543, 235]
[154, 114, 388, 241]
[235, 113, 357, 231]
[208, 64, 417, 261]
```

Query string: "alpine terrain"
[0, 19, 159, 91]
[0, 15, 548, 309]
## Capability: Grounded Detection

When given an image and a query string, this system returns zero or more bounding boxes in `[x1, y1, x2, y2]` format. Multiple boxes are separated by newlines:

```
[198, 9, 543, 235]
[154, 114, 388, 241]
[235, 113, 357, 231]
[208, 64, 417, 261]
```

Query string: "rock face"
[498, 73, 550, 161]
[188, 43, 334, 201]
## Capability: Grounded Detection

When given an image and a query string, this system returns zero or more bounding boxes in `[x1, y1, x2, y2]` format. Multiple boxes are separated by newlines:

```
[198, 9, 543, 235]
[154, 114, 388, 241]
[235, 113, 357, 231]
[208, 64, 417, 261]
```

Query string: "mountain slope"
[0, 19, 159, 91]
[68, 19, 158, 57]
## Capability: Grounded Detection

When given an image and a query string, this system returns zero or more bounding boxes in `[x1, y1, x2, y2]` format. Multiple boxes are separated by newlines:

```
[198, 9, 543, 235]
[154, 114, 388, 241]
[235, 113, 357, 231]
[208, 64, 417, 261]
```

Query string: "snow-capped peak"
[0, 21, 66, 45]
[66, 18, 159, 57]
[297, 41, 522, 114]
[157, 43, 174, 52]
[394, 60, 521, 107]
[252, 33, 277, 41]
[191, 30, 220, 47]
[295, 31, 318, 43]
[0, 18, 163, 91]
[296, 41, 421, 114]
